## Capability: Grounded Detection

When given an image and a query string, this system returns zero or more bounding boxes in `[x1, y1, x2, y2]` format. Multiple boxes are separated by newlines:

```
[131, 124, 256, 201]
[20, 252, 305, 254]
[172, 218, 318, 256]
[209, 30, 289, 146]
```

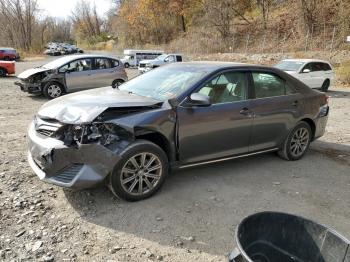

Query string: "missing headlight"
[56, 123, 130, 147]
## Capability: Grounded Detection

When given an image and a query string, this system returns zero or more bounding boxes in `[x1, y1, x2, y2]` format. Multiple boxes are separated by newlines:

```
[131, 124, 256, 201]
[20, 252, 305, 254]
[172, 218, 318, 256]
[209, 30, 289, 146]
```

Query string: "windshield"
[123, 55, 131, 60]
[156, 54, 167, 60]
[274, 61, 305, 71]
[119, 66, 208, 101]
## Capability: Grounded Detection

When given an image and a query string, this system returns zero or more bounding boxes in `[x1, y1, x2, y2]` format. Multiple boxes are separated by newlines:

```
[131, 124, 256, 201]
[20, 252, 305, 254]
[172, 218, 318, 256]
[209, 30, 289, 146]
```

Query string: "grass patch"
[335, 60, 350, 85]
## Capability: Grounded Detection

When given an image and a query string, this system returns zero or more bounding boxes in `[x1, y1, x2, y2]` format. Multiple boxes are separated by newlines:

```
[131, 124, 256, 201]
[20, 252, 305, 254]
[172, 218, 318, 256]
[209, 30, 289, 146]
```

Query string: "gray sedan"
[27, 62, 329, 201]
[15, 54, 128, 99]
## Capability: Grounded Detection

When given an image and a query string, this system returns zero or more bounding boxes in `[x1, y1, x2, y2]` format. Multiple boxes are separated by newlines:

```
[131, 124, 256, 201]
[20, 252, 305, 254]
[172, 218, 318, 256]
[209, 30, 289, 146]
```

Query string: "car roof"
[52, 54, 118, 63]
[281, 59, 331, 64]
[168, 61, 266, 71]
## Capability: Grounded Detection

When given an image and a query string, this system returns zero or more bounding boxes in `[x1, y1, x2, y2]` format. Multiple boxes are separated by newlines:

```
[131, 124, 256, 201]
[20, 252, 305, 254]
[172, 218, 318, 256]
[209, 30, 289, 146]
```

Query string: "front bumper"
[27, 122, 122, 189]
[15, 80, 42, 94]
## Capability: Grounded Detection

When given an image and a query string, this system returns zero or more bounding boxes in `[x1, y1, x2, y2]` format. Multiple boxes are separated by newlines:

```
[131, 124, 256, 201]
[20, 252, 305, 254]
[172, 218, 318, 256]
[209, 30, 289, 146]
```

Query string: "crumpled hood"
[17, 67, 49, 79]
[37, 87, 160, 124]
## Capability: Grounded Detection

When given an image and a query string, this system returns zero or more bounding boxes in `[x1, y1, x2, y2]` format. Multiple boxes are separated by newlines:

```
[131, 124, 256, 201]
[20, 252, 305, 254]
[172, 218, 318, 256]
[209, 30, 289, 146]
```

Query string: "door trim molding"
[179, 148, 279, 169]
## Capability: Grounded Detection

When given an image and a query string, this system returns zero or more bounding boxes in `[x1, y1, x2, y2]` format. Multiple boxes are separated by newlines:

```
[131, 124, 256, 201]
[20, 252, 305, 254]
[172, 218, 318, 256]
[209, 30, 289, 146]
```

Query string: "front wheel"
[109, 140, 168, 201]
[321, 79, 330, 92]
[0, 68, 6, 77]
[278, 122, 312, 161]
[43, 82, 64, 99]
[124, 63, 130, 68]
[112, 79, 124, 88]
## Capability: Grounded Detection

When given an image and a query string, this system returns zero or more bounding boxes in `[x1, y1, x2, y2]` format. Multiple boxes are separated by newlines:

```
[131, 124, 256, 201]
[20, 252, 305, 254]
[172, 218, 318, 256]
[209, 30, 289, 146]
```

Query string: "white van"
[120, 49, 164, 68]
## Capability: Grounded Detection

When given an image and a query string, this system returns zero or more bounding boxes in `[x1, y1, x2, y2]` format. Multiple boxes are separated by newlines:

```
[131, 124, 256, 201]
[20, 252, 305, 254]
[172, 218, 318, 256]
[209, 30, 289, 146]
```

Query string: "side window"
[165, 56, 175, 62]
[302, 63, 312, 72]
[321, 63, 331, 71]
[252, 72, 286, 98]
[312, 63, 323, 72]
[111, 59, 120, 67]
[176, 55, 182, 62]
[95, 58, 111, 70]
[198, 71, 248, 104]
[60, 59, 92, 73]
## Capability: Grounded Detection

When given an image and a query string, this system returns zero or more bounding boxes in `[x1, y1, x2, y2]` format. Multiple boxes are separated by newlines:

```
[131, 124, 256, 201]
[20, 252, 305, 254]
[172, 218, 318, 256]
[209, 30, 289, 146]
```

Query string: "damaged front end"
[27, 116, 133, 188]
[15, 69, 53, 94]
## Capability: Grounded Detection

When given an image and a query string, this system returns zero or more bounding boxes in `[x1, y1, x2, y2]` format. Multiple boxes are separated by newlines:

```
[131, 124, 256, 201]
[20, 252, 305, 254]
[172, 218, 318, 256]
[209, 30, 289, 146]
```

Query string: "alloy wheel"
[290, 127, 310, 158]
[47, 84, 62, 98]
[120, 152, 162, 196]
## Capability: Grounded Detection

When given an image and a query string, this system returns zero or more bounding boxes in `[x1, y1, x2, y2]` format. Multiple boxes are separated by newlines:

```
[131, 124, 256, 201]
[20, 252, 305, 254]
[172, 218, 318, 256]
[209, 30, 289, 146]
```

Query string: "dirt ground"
[0, 58, 349, 261]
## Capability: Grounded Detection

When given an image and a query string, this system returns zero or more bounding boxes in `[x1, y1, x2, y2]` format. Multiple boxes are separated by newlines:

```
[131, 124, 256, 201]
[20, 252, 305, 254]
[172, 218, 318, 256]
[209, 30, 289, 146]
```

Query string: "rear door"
[63, 58, 93, 91]
[249, 71, 301, 152]
[177, 70, 253, 164]
[89, 57, 116, 87]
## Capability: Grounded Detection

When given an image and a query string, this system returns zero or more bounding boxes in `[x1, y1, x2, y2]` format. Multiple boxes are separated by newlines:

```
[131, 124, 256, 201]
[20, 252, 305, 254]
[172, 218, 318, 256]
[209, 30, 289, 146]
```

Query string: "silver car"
[15, 55, 128, 99]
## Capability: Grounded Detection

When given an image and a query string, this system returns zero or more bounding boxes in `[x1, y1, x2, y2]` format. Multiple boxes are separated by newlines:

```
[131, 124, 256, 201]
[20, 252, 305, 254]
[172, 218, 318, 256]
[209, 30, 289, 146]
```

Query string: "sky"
[37, 0, 114, 19]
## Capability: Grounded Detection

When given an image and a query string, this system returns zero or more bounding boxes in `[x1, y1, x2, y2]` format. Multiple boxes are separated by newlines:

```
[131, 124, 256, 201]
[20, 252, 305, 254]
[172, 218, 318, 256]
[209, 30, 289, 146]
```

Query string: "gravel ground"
[0, 58, 349, 261]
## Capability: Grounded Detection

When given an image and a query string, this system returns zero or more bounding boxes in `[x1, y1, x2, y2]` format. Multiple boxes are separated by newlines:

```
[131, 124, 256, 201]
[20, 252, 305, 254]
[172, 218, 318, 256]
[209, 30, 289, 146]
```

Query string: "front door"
[177, 71, 253, 164]
[64, 58, 93, 91]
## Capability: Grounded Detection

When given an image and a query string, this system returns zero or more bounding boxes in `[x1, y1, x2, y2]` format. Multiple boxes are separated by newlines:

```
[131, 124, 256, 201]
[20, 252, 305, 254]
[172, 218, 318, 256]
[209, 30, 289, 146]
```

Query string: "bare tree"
[256, 0, 272, 29]
[71, 0, 102, 42]
[0, 0, 38, 50]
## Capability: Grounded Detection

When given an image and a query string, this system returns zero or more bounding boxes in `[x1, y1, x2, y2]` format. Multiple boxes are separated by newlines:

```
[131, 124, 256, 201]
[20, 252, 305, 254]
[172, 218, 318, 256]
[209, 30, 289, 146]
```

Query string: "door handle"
[239, 107, 252, 116]
[292, 100, 298, 107]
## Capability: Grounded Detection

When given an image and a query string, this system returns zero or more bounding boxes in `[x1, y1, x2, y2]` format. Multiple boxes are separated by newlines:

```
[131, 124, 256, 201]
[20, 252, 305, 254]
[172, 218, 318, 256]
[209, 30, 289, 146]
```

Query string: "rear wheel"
[109, 140, 168, 201]
[112, 79, 124, 88]
[0, 68, 6, 77]
[321, 79, 330, 92]
[43, 82, 64, 99]
[278, 122, 312, 161]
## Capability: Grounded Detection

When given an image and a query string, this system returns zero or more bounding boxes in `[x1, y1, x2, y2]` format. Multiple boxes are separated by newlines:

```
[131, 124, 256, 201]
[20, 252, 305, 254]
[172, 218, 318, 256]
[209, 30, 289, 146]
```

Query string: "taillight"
[325, 95, 329, 104]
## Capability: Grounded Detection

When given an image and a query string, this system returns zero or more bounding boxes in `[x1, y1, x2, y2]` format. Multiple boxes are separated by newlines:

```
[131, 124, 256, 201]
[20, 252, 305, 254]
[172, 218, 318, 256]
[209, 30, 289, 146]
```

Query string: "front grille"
[51, 164, 83, 183]
[139, 63, 145, 68]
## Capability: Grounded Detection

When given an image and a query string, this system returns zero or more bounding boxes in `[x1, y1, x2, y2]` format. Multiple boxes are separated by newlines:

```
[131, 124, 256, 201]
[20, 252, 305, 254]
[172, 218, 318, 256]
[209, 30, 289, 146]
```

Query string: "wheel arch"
[135, 131, 174, 162]
[0, 66, 8, 75]
[44, 79, 67, 92]
[299, 118, 316, 140]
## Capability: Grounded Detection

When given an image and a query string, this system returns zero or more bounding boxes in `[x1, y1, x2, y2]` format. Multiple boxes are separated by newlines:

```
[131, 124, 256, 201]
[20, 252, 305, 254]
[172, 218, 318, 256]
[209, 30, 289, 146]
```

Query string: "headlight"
[146, 63, 153, 67]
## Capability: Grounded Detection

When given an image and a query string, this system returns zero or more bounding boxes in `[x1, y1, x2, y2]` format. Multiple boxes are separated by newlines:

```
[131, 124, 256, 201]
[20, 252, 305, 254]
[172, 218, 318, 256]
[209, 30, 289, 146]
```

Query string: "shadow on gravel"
[327, 89, 350, 99]
[63, 150, 350, 256]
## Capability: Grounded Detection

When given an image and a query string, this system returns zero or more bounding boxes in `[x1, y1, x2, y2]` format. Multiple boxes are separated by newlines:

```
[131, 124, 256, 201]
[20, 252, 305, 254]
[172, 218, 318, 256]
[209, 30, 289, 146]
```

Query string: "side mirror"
[188, 93, 211, 107]
[302, 69, 311, 73]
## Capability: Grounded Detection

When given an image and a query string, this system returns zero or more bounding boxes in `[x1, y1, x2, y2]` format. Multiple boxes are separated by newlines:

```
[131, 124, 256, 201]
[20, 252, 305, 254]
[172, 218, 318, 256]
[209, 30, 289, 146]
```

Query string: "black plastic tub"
[229, 212, 350, 262]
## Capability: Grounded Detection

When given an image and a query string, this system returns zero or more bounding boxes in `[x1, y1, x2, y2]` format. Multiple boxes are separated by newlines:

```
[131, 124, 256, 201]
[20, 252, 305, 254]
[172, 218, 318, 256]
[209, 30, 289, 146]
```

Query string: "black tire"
[321, 79, 330, 92]
[109, 140, 169, 201]
[124, 63, 130, 68]
[43, 82, 64, 99]
[112, 79, 124, 88]
[278, 122, 312, 161]
[0, 68, 6, 77]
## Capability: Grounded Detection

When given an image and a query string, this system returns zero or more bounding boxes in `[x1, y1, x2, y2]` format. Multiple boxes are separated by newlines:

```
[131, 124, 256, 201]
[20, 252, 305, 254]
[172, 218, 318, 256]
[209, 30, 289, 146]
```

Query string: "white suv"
[138, 54, 183, 73]
[274, 59, 334, 92]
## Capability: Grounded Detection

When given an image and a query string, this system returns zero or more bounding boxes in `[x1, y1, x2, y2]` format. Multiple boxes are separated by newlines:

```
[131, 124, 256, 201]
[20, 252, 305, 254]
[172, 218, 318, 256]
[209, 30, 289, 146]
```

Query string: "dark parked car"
[27, 62, 329, 201]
